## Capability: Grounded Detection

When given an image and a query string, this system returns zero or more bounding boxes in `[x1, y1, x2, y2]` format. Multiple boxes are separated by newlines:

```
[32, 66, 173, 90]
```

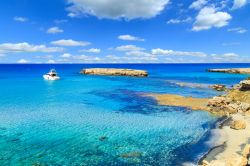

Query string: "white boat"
[43, 69, 60, 80]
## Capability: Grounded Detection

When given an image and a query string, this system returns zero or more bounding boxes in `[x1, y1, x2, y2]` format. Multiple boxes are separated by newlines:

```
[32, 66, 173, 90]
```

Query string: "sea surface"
[0, 64, 249, 166]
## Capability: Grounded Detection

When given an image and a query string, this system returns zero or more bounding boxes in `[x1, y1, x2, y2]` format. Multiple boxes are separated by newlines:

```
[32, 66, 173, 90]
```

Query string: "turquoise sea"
[0, 64, 249, 166]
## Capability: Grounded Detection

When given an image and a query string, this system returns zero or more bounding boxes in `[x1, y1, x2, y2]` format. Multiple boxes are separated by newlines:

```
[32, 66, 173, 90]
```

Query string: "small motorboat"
[43, 69, 60, 80]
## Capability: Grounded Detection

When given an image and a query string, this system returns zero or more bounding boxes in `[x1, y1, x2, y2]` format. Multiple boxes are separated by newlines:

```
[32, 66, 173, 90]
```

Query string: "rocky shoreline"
[148, 78, 250, 166]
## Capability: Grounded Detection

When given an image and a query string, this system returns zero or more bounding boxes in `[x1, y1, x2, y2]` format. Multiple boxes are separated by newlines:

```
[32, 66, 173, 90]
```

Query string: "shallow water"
[0, 64, 249, 165]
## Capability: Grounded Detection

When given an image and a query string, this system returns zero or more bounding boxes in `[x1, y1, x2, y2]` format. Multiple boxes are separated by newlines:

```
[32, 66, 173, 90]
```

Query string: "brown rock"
[209, 84, 226, 91]
[230, 120, 247, 130]
[239, 80, 250, 91]
[225, 103, 239, 114]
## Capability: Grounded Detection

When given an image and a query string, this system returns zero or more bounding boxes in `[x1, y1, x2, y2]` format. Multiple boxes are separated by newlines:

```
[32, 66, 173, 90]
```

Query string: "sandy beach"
[149, 79, 250, 166]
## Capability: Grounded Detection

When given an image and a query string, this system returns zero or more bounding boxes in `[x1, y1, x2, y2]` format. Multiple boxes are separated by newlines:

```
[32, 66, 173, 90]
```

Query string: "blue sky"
[0, 0, 249, 63]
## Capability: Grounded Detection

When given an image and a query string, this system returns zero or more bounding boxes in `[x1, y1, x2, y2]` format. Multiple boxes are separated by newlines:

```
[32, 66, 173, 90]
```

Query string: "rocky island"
[147, 79, 250, 166]
[208, 68, 250, 74]
[80, 68, 148, 77]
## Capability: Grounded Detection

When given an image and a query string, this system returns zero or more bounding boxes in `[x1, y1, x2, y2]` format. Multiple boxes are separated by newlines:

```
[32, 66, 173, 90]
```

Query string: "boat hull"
[43, 75, 60, 80]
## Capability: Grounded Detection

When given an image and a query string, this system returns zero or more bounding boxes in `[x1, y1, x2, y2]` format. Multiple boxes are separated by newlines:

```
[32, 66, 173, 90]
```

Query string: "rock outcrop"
[208, 68, 250, 74]
[239, 80, 250, 91]
[230, 120, 247, 130]
[209, 84, 226, 91]
[80, 68, 148, 77]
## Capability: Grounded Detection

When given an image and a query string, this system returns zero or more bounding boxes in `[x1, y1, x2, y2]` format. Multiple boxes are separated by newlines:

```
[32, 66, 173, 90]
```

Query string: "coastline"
[200, 114, 250, 165]
[147, 78, 250, 165]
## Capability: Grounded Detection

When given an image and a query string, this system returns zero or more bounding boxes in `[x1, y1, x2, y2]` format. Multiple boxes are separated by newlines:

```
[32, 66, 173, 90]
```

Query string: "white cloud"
[232, 0, 248, 9]
[125, 51, 152, 57]
[210, 52, 240, 62]
[192, 6, 232, 31]
[79, 48, 101, 53]
[17, 59, 29, 64]
[228, 27, 247, 34]
[151, 48, 207, 57]
[115, 45, 145, 51]
[189, 0, 208, 10]
[167, 17, 192, 24]
[74, 55, 101, 61]
[14, 16, 28, 22]
[0, 42, 63, 53]
[222, 53, 239, 57]
[47, 27, 64, 34]
[36, 55, 54, 59]
[118, 35, 145, 41]
[67, 0, 170, 20]
[60, 53, 72, 58]
[68, 12, 78, 18]
[51, 39, 90, 47]
[47, 59, 56, 64]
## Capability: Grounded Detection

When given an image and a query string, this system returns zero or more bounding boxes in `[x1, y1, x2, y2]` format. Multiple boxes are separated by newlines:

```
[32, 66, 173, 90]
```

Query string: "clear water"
[0, 64, 249, 166]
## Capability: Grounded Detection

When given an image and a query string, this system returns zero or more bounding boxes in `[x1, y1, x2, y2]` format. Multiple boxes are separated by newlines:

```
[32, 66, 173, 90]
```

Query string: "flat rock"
[80, 68, 148, 77]
[208, 68, 250, 74]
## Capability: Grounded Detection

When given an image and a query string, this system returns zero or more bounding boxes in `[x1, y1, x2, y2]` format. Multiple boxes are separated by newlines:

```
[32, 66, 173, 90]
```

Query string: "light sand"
[210, 114, 250, 161]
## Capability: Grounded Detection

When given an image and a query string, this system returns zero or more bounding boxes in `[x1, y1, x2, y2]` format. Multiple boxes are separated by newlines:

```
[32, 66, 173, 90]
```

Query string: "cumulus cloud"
[60, 53, 72, 58]
[151, 48, 207, 57]
[192, 6, 232, 31]
[51, 39, 90, 47]
[211, 52, 240, 62]
[79, 48, 101, 53]
[14, 16, 28, 22]
[167, 17, 192, 24]
[17, 59, 29, 63]
[189, 0, 208, 10]
[115, 45, 145, 51]
[66, 0, 169, 20]
[0, 42, 63, 53]
[74, 55, 101, 61]
[47, 27, 64, 34]
[232, 0, 248, 9]
[118, 35, 145, 41]
[228, 27, 247, 34]
[125, 51, 152, 57]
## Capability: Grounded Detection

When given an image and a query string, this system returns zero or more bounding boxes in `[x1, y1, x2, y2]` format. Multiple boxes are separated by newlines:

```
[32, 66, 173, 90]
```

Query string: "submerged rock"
[230, 120, 247, 130]
[80, 68, 148, 77]
[119, 152, 142, 158]
[99, 136, 108, 141]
